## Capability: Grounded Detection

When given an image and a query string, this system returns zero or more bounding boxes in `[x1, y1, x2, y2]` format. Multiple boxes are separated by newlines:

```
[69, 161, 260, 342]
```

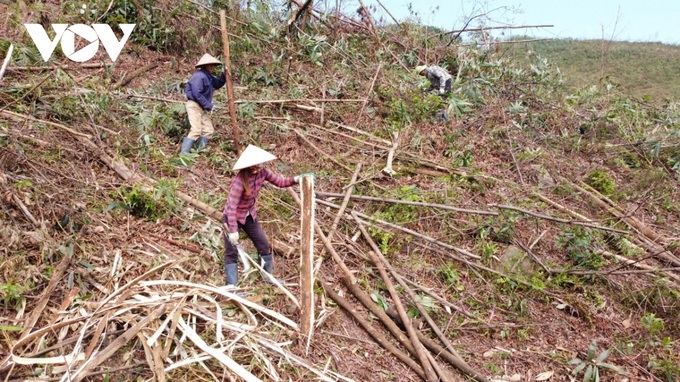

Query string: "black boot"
[260, 254, 283, 284]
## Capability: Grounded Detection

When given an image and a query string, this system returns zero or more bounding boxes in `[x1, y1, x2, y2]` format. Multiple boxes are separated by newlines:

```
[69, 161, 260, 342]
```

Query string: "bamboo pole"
[220, 9, 242, 154]
[299, 175, 315, 354]
[317, 199, 481, 260]
[321, 282, 427, 380]
[317, 191, 497, 215]
[352, 213, 439, 382]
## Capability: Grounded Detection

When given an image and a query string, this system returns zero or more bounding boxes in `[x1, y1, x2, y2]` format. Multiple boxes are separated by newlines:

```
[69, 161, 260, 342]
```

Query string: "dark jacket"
[185, 68, 226, 111]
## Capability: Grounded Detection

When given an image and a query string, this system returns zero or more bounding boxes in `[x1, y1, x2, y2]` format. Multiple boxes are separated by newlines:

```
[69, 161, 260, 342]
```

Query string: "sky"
[347, 0, 680, 44]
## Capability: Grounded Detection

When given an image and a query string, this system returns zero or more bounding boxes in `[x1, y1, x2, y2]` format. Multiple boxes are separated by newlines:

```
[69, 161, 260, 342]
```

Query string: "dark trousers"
[223, 215, 270, 264]
[429, 79, 452, 95]
[444, 79, 452, 93]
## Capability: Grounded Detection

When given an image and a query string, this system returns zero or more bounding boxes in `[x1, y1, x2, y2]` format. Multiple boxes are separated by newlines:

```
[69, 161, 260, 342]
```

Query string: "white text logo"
[24, 24, 136, 63]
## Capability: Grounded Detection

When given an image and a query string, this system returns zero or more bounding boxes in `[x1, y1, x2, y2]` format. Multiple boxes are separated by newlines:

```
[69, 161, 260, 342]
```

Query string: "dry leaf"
[535, 370, 554, 380]
[483, 348, 498, 358]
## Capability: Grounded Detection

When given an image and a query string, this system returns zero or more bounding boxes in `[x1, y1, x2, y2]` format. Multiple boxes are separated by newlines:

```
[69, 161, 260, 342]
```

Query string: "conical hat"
[195, 53, 221, 68]
[233, 145, 278, 171]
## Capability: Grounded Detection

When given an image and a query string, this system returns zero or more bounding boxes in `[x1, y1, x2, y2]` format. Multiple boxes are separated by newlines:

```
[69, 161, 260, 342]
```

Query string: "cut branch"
[114, 62, 158, 89]
[430, 24, 554, 39]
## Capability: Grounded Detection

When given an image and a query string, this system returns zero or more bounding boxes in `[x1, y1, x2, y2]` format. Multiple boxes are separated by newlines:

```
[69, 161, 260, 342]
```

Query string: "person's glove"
[228, 232, 239, 246]
[294, 173, 315, 183]
[438, 88, 445, 95]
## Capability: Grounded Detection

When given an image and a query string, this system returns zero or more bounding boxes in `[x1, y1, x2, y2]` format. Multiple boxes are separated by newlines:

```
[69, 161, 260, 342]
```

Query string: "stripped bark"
[14, 255, 71, 354]
[73, 305, 166, 382]
[382, 130, 400, 176]
[286, 188, 356, 283]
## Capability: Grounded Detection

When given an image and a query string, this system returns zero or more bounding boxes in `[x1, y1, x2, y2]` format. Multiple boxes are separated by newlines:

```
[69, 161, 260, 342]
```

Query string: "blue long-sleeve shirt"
[184, 68, 226, 111]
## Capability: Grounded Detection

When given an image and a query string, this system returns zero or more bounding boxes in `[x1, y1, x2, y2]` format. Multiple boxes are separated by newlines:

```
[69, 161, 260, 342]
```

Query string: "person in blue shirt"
[180, 53, 227, 154]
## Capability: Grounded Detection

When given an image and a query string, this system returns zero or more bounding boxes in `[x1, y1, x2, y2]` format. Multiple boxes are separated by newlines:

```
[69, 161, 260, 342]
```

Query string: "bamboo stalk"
[220, 9, 242, 154]
[293, 128, 353, 172]
[0, 73, 51, 112]
[341, 277, 418, 354]
[299, 175, 315, 353]
[352, 213, 438, 382]
[352, 221, 486, 381]
[321, 282, 427, 380]
[384, 309, 489, 382]
[317, 199, 481, 260]
[318, 191, 498, 216]
[326, 163, 362, 241]
[1, 110, 92, 138]
[354, 63, 381, 127]
[375, 0, 403, 30]
[490, 203, 628, 233]
[286, 189, 356, 283]
[570, 181, 680, 267]
[6, 62, 106, 71]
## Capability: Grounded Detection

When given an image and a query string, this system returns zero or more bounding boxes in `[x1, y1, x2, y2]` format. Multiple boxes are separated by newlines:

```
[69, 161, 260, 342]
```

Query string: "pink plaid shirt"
[222, 168, 296, 232]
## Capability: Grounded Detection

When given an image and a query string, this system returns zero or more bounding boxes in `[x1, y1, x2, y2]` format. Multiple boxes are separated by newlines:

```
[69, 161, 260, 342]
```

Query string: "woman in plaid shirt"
[222, 145, 301, 287]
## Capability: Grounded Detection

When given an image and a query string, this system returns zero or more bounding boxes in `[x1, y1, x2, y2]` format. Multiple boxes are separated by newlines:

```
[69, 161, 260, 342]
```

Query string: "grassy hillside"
[1, 1, 680, 382]
[505, 38, 680, 102]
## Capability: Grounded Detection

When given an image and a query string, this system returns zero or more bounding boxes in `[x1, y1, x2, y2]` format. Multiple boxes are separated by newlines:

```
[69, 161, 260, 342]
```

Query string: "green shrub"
[585, 170, 616, 196]
[556, 227, 605, 271]
[116, 180, 180, 221]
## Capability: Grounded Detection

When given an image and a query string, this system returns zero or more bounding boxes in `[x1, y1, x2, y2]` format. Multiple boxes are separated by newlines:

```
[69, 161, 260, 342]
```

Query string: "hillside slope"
[1, 1, 679, 382]
[506, 38, 680, 102]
